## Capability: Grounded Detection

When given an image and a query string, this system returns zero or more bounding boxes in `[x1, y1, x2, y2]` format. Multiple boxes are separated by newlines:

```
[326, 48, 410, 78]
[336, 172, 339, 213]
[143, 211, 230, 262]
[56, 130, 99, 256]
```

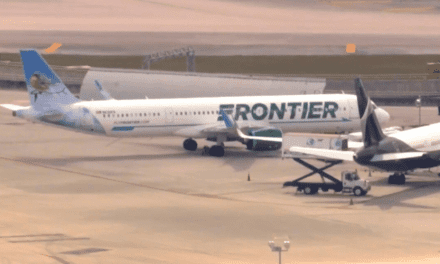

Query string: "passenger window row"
[102, 110, 220, 118]
[103, 112, 160, 118]
[175, 110, 219, 116]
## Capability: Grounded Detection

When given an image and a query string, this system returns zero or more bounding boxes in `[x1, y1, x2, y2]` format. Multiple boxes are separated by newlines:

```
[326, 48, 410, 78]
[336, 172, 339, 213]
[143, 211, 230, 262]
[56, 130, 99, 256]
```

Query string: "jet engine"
[246, 127, 282, 151]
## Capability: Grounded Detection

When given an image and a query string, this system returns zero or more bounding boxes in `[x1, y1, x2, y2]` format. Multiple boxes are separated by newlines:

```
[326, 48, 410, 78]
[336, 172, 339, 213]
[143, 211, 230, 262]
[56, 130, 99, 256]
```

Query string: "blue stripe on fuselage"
[112, 126, 135, 131]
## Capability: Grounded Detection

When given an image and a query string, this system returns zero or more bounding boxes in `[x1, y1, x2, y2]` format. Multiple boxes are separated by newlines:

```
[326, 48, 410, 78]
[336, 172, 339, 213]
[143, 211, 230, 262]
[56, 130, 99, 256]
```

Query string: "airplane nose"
[374, 107, 390, 124]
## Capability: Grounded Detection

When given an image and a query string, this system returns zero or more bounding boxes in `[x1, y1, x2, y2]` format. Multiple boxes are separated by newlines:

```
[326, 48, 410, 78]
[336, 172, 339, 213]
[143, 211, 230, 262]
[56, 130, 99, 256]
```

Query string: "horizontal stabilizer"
[370, 152, 425, 162]
[236, 128, 283, 142]
[289, 146, 355, 161]
[0, 104, 29, 111]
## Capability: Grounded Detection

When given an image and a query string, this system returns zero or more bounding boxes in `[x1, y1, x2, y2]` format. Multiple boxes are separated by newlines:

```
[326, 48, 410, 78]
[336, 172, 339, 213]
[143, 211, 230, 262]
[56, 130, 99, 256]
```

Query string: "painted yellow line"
[45, 43, 62, 53]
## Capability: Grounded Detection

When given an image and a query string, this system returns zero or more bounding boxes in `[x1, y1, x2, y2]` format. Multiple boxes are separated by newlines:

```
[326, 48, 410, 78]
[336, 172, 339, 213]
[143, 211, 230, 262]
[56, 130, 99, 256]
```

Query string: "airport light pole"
[268, 239, 290, 264]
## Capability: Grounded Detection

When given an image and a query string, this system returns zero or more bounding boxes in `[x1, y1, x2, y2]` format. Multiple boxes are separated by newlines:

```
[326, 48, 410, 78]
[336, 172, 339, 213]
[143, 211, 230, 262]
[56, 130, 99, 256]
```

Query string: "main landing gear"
[183, 138, 197, 151]
[183, 138, 225, 157]
[388, 172, 406, 185]
[208, 145, 225, 157]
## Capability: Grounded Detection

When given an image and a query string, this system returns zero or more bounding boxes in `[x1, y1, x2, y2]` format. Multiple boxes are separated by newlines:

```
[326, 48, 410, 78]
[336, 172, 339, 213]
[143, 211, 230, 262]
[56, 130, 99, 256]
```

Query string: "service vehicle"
[283, 165, 371, 196]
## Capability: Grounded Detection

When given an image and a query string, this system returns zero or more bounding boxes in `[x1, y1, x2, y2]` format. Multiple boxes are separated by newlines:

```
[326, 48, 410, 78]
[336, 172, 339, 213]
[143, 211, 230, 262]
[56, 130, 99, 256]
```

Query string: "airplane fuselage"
[15, 94, 366, 137]
[55, 94, 363, 137]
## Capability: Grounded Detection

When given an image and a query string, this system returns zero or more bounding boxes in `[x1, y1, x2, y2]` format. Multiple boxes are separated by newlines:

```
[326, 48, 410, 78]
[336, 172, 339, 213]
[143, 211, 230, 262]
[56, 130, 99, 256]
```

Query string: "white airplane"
[289, 78, 440, 184]
[1, 49, 390, 157]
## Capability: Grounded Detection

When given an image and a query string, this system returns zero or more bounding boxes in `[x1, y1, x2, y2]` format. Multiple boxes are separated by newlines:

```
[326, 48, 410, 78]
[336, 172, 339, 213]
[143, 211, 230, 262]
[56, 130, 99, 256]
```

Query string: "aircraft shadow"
[362, 180, 440, 210]
[122, 141, 279, 171]
[285, 191, 373, 204]
[283, 179, 440, 210]
[16, 152, 200, 167]
[16, 144, 279, 172]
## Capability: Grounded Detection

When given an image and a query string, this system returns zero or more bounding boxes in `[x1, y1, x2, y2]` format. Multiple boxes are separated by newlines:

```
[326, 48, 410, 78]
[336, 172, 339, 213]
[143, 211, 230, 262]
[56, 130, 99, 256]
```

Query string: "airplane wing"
[289, 146, 355, 161]
[174, 109, 283, 145]
[236, 128, 282, 143]
[370, 152, 425, 162]
[218, 109, 282, 142]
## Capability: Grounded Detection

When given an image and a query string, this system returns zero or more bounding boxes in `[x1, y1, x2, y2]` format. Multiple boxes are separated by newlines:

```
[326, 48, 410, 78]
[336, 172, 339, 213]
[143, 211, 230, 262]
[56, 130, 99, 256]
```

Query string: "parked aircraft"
[289, 78, 440, 184]
[1, 49, 390, 157]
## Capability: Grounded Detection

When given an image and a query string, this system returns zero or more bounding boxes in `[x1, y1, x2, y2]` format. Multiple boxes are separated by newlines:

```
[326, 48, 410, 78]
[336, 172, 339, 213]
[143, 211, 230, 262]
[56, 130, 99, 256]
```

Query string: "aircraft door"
[337, 99, 350, 121]
[334, 99, 350, 133]
[165, 107, 174, 123]
[348, 98, 359, 119]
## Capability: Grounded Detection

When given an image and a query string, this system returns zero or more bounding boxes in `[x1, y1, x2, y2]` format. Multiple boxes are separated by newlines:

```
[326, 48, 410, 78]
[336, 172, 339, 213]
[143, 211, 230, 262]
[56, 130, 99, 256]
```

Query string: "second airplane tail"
[20, 49, 80, 111]
[354, 78, 386, 147]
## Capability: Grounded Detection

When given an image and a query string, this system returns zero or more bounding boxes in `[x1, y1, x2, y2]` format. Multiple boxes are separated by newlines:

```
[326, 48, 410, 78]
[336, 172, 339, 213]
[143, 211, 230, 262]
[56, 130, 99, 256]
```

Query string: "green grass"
[1, 53, 438, 75]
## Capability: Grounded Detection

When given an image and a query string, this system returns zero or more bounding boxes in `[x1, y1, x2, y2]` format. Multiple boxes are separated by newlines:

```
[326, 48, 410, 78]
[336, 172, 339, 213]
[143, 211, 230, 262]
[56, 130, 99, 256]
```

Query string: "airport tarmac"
[1, 89, 440, 263]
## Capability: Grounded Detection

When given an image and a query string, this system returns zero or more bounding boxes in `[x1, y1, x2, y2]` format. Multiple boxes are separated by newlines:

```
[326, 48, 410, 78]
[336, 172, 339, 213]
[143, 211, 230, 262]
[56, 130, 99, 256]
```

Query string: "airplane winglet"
[219, 109, 235, 128]
[94, 80, 115, 100]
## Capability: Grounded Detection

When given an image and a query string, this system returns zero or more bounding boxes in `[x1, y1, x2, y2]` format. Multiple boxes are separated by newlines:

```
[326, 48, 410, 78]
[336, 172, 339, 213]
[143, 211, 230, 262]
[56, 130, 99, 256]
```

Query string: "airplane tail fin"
[20, 49, 79, 111]
[354, 78, 385, 147]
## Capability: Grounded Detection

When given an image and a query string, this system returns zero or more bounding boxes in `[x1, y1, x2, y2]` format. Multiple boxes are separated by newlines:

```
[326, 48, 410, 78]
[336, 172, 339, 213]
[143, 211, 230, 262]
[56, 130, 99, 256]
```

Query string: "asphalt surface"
[1, 90, 440, 263]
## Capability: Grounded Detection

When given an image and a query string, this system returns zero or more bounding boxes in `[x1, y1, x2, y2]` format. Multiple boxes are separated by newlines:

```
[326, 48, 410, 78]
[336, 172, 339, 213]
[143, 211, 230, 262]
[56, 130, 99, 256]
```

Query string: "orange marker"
[346, 43, 356, 54]
[45, 43, 62, 53]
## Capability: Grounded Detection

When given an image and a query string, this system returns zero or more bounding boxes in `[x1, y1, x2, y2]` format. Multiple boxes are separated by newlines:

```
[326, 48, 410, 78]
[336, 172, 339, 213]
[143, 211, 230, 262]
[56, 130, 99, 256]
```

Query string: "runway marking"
[9, 237, 89, 243]
[0, 233, 63, 238]
[0, 122, 25, 126]
[43, 255, 70, 264]
[0, 233, 90, 245]
[61, 248, 108, 255]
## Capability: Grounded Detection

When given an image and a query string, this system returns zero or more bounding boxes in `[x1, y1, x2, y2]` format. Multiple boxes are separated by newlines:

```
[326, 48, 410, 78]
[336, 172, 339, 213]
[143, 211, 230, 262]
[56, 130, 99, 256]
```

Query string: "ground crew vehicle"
[282, 158, 371, 196]
[282, 134, 371, 196]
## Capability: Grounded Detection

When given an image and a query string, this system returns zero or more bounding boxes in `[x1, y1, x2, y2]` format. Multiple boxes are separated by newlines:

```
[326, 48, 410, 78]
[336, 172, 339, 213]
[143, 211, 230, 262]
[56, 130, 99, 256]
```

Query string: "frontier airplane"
[1, 49, 390, 157]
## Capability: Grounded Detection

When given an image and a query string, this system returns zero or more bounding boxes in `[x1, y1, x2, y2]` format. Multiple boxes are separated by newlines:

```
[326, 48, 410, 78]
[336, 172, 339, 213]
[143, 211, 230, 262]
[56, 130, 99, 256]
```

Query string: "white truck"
[283, 170, 370, 196]
[282, 133, 371, 196]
